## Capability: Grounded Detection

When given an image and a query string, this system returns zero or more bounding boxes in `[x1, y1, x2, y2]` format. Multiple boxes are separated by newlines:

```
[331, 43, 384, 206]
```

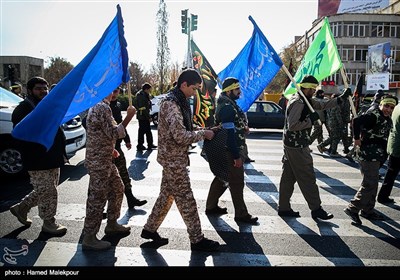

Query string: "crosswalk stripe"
[0, 240, 389, 266]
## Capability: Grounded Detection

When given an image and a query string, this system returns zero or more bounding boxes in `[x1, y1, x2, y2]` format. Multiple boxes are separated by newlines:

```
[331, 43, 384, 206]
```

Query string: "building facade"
[0, 56, 44, 91]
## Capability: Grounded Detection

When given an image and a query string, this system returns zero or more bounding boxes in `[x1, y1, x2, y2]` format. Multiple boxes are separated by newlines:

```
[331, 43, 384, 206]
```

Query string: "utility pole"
[181, 9, 198, 69]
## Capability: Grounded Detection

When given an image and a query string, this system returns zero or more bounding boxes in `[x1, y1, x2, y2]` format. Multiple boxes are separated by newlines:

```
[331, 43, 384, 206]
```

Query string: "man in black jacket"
[135, 83, 156, 151]
[10, 77, 67, 235]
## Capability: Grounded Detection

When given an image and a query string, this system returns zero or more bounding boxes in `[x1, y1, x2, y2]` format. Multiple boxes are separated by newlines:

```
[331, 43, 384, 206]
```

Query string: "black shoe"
[311, 207, 334, 220]
[278, 209, 300, 217]
[377, 197, 395, 204]
[344, 208, 362, 225]
[128, 198, 147, 208]
[360, 211, 385, 220]
[234, 214, 258, 225]
[205, 206, 228, 215]
[137, 145, 146, 151]
[125, 189, 147, 209]
[147, 145, 157, 150]
[141, 229, 169, 243]
[191, 237, 219, 252]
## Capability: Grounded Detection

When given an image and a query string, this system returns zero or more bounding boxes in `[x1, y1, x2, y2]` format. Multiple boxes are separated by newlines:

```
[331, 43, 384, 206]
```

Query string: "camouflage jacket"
[85, 99, 126, 172]
[354, 107, 392, 162]
[284, 93, 338, 148]
[157, 98, 204, 167]
[215, 94, 247, 155]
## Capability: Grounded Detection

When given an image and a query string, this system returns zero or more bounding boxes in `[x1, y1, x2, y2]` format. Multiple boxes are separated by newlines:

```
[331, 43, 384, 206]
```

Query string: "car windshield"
[0, 87, 23, 108]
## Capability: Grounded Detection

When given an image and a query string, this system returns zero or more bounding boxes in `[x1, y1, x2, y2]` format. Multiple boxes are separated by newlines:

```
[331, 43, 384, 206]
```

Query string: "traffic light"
[191, 14, 198, 31]
[181, 9, 188, 34]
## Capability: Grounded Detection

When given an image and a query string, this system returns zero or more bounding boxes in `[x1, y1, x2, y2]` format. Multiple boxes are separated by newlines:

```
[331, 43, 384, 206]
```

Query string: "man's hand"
[204, 130, 215, 140]
[126, 105, 136, 118]
[126, 142, 132, 150]
[233, 157, 243, 168]
[112, 149, 120, 158]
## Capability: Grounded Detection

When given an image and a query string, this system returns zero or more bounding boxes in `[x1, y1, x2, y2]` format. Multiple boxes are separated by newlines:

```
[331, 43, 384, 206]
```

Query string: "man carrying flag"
[10, 77, 67, 236]
[278, 75, 352, 220]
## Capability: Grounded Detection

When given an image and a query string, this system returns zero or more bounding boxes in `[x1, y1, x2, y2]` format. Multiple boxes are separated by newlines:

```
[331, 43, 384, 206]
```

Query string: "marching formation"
[7, 70, 399, 259]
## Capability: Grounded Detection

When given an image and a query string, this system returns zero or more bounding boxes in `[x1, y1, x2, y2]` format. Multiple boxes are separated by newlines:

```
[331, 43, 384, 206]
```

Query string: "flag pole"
[340, 67, 357, 117]
[127, 81, 132, 107]
[282, 64, 322, 126]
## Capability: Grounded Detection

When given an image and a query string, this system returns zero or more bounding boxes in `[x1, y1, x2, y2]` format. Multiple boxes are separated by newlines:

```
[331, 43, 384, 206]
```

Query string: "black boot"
[125, 188, 147, 209]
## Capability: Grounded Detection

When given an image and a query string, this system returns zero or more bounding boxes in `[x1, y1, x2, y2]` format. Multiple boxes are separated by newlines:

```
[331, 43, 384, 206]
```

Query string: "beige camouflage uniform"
[25, 168, 60, 220]
[83, 99, 126, 235]
[143, 99, 205, 244]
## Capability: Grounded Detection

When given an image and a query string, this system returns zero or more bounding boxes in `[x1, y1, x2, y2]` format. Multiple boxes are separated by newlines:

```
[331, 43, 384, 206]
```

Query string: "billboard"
[367, 42, 391, 91]
[318, 0, 390, 17]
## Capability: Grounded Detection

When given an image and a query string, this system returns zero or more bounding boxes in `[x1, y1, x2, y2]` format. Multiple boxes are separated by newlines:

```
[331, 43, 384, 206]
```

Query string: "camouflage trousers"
[348, 160, 380, 214]
[21, 168, 60, 221]
[144, 163, 204, 244]
[83, 164, 124, 235]
[113, 147, 131, 191]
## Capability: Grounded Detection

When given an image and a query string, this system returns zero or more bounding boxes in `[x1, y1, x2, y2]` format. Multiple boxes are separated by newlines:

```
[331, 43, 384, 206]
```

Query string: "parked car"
[0, 87, 86, 177]
[150, 94, 167, 126]
[246, 100, 285, 129]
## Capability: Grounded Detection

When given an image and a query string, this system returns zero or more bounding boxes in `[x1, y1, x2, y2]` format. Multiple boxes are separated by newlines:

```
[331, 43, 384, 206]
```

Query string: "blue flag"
[12, 5, 129, 150]
[217, 16, 282, 112]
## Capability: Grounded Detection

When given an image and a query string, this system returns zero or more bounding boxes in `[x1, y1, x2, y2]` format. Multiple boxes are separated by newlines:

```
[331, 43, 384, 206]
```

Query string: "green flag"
[283, 17, 342, 98]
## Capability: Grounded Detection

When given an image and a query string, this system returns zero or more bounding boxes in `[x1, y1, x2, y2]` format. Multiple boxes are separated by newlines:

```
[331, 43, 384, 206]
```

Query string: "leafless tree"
[156, 0, 170, 95]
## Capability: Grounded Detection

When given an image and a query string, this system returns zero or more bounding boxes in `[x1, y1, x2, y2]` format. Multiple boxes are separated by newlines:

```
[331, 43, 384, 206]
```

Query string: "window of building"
[347, 24, 354, 37]
[358, 24, 366, 37]
[331, 22, 340, 37]
[342, 45, 355, 62]
[371, 23, 384, 37]
[355, 47, 368, 61]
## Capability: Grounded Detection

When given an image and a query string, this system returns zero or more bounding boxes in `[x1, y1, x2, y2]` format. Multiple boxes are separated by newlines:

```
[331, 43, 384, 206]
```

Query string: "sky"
[0, 0, 319, 74]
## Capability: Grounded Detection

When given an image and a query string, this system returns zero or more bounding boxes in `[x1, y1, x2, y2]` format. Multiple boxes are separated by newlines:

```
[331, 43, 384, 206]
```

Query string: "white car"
[0, 87, 86, 177]
[150, 94, 167, 126]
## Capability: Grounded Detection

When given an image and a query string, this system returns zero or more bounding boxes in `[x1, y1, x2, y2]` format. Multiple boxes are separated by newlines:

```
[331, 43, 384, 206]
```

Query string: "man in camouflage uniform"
[309, 89, 326, 146]
[110, 87, 147, 209]
[82, 87, 136, 250]
[10, 77, 67, 235]
[205, 77, 258, 224]
[141, 69, 219, 252]
[318, 93, 343, 157]
[344, 95, 398, 225]
[278, 75, 351, 220]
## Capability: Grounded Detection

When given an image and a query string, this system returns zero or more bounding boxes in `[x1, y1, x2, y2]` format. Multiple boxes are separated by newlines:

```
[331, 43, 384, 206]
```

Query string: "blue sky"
[1, 0, 318, 73]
